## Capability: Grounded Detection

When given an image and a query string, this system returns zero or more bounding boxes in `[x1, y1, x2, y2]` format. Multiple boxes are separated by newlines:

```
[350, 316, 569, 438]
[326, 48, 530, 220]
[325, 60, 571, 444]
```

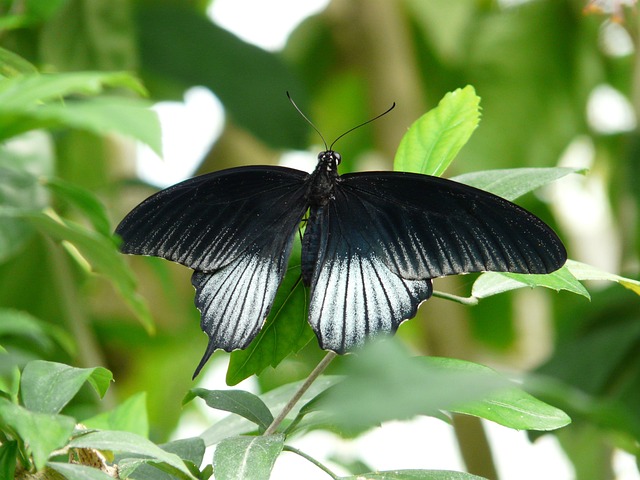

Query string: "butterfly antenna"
[286, 91, 328, 151]
[329, 102, 396, 151]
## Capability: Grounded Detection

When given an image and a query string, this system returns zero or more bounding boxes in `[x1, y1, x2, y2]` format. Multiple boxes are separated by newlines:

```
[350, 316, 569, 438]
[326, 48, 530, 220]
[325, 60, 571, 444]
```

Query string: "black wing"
[337, 172, 566, 279]
[306, 171, 566, 353]
[115, 166, 309, 376]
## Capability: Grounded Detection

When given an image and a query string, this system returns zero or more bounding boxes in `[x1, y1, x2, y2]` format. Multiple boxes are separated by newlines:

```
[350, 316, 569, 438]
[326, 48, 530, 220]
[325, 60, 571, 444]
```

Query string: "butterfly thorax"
[305, 150, 341, 207]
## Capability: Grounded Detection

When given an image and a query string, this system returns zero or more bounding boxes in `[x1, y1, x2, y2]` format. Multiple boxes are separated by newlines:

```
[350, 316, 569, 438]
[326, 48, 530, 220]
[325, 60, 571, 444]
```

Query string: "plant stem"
[263, 351, 337, 436]
[432, 289, 479, 305]
[283, 445, 340, 480]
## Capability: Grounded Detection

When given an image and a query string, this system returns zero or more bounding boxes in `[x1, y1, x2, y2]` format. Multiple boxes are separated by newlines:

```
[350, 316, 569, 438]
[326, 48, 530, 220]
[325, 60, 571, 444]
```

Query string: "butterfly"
[116, 105, 567, 378]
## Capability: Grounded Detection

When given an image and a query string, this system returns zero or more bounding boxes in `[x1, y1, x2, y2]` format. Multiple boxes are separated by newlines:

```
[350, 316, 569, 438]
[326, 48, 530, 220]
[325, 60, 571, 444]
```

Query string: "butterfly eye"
[334, 152, 342, 165]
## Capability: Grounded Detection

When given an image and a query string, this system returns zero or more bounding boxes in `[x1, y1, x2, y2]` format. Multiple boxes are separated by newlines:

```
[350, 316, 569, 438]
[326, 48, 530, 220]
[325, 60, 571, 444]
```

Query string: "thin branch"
[283, 445, 340, 480]
[263, 351, 337, 436]
[432, 289, 479, 306]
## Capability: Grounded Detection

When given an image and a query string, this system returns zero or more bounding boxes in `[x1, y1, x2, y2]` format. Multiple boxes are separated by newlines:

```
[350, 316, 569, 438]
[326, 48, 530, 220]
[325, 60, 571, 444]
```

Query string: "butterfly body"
[116, 151, 566, 377]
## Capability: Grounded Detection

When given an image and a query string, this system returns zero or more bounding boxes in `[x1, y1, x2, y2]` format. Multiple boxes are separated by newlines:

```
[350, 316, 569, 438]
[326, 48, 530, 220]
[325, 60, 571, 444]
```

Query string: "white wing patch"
[192, 252, 281, 352]
[309, 252, 432, 353]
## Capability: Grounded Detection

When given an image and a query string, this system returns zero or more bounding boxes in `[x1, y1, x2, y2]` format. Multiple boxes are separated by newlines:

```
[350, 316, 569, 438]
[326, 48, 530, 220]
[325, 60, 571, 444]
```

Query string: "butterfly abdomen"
[301, 206, 325, 286]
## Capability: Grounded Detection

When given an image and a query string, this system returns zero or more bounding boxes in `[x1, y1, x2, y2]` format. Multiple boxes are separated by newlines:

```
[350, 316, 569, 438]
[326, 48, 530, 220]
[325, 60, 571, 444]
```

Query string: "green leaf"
[0, 71, 144, 107]
[184, 389, 273, 431]
[472, 265, 590, 299]
[452, 167, 586, 201]
[340, 470, 487, 480]
[83, 392, 148, 437]
[394, 86, 481, 176]
[0, 397, 75, 470]
[200, 376, 340, 446]
[565, 259, 640, 296]
[68, 430, 196, 480]
[23, 210, 154, 333]
[227, 243, 314, 385]
[0, 440, 18, 480]
[310, 339, 568, 432]
[21, 361, 112, 414]
[47, 462, 116, 480]
[44, 177, 113, 237]
[212, 434, 284, 480]
[119, 438, 206, 480]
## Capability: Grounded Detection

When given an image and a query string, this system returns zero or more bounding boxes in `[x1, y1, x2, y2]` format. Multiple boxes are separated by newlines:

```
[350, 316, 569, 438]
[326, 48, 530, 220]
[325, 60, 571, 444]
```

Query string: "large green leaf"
[394, 86, 480, 176]
[136, 4, 307, 149]
[21, 361, 112, 414]
[184, 389, 274, 431]
[340, 471, 487, 480]
[452, 167, 586, 201]
[0, 397, 75, 470]
[305, 339, 568, 432]
[227, 243, 314, 385]
[0, 308, 74, 355]
[212, 434, 284, 480]
[69, 430, 196, 480]
[565, 260, 640, 296]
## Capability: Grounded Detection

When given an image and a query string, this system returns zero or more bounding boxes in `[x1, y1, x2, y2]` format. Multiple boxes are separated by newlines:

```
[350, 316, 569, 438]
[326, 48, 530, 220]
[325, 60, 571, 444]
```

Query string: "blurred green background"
[1, 0, 640, 478]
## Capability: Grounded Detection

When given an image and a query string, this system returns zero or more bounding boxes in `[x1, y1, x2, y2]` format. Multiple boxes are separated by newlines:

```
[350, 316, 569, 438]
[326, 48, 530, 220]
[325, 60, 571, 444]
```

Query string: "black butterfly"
[116, 137, 567, 377]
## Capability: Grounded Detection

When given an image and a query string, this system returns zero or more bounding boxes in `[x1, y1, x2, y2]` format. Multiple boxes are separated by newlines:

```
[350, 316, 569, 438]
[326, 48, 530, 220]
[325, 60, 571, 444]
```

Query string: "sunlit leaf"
[340, 470, 487, 480]
[83, 392, 149, 437]
[394, 85, 480, 176]
[212, 434, 284, 480]
[565, 259, 640, 296]
[48, 463, 115, 480]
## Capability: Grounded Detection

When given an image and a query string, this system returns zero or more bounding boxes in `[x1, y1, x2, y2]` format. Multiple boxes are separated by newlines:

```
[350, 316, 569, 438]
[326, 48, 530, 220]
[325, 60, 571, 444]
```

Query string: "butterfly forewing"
[116, 166, 309, 271]
[337, 172, 567, 279]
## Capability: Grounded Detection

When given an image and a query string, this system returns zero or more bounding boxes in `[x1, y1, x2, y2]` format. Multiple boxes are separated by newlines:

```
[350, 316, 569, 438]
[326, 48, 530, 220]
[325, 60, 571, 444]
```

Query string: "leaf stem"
[283, 445, 340, 480]
[432, 289, 478, 305]
[263, 351, 337, 435]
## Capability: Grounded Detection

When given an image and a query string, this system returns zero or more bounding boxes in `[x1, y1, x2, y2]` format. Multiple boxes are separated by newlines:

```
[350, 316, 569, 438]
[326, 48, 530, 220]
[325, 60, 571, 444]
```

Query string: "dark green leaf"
[0, 440, 18, 480]
[184, 389, 273, 431]
[136, 4, 307, 149]
[452, 167, 586, 201]
[394, 86, 480, 176]
[21, 361, 112, 414]
[83, 392, 149, 437]
[0, 397, 75, 470]
[340, 470, 487, 480]
[212, 434, 284, 480]
[0, 46, 38, 76]
[68, 430, 196, 480]
[47, 462, 115, 480]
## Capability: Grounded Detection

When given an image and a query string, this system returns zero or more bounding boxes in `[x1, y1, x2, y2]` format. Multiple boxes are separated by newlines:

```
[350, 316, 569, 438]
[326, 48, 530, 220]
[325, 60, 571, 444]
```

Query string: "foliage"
[1, 1, 640, 479]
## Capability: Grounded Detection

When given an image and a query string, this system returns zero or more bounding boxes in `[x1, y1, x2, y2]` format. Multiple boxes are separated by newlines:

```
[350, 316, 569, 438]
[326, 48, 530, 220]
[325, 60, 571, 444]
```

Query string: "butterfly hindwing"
[306, 203, 433, 354]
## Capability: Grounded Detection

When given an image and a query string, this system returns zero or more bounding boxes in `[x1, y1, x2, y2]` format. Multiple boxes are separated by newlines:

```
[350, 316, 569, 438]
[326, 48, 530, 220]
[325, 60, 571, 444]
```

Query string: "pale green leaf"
[565, 259, 640, 296]
[340, 470, 487, 480]
[83, 393, 149, 437]
[394, 86, 480, 176]
[48, 463, 115, 480]
[212, 434, 284, 480]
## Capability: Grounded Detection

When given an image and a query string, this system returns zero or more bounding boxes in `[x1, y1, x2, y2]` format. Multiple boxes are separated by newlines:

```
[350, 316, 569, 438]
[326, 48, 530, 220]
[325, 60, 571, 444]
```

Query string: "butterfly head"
[318, 150, 341, 173]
